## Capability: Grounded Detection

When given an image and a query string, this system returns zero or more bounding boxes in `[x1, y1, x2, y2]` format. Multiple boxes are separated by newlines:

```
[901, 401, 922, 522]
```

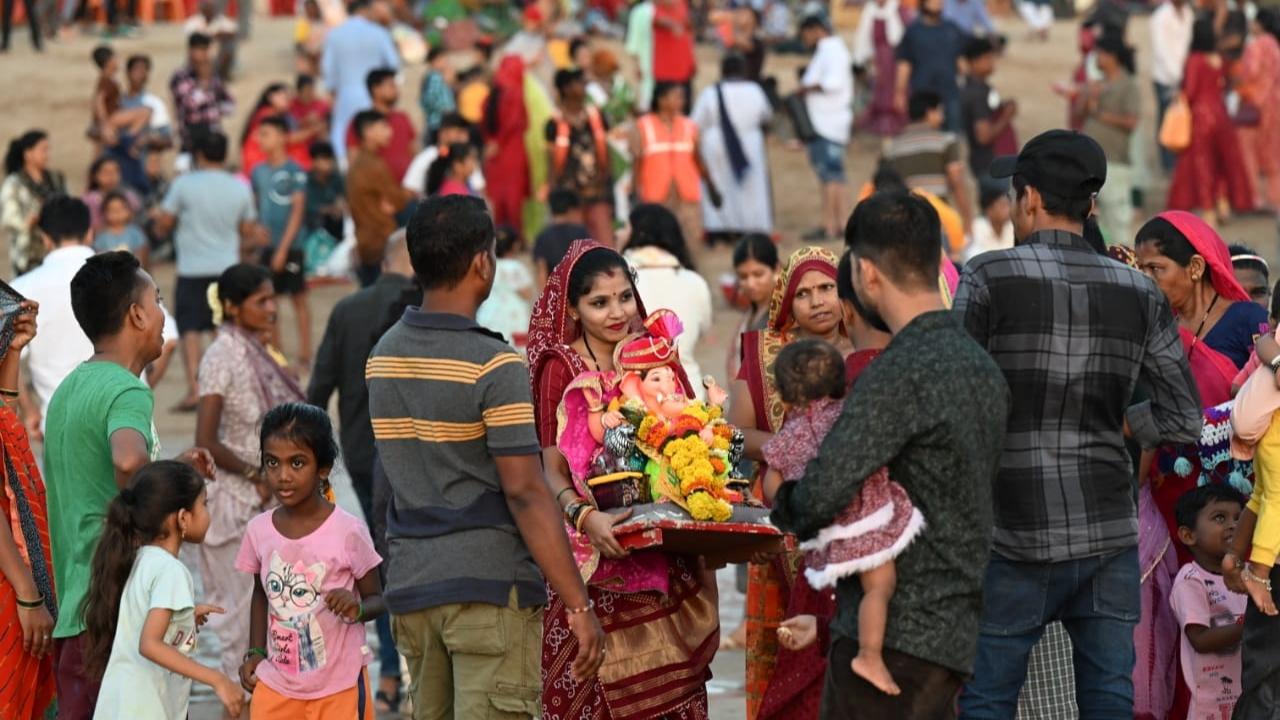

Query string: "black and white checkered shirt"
[954, 229, 1202, 563]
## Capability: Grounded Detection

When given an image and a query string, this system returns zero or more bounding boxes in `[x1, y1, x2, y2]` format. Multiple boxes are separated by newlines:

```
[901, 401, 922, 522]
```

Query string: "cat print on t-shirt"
[265, 552, 328, 675]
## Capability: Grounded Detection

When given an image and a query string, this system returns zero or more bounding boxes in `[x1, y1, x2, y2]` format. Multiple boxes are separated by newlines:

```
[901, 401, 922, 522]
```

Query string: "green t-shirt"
[44, 361, 157, 638]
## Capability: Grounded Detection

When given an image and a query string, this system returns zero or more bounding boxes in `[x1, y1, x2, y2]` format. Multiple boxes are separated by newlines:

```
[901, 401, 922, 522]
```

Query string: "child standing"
[94, 191, 151, 268]
[83, 461, 244, 719]
[1170, 485, 1248, 720]
[762, 339, 925, 696]
[425, 142, 480, 197]
[476, 225, 533, 348]
[347, 110, 415, 287]
[419, 46, 458, 142]
[235, 403, 386, 718]
[250, 115, 312, 367]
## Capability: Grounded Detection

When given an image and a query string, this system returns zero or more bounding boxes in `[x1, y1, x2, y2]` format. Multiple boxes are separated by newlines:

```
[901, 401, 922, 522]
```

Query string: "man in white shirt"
[799, 14, 854, 242]
[1150, 0, 1193, 173]
[402, 112, 486, 195]
[184, 0, 239, 81]
[13, 197, 177, 440]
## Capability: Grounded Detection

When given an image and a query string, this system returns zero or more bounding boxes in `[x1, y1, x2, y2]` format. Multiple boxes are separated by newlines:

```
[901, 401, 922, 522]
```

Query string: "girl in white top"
[477, 225, 535, 349]
[623, 203, 714, 398]
[85, 461, 244, 720]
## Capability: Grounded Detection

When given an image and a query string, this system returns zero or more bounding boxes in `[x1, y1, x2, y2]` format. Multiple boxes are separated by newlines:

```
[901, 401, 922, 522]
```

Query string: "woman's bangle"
[1243, 565, 1274, 592]
[566, 599, 596, 615]
[15, 594, 43, 609]
[0, 387, 19, 399]
[565, 501, 585, 524]
[242, 647, 267, 663]
[555, 487, 580, 507]
[575, 506, 595, 533]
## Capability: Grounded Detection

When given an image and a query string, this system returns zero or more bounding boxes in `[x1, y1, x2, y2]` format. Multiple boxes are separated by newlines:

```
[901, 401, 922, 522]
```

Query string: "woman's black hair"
[425, 142, 477, 196]
[652, 81, 683, 106]
[495, 224, 522, 257]
[1270, 278, 1280, 322]
[625, 204, 696, 271]
[774, 338, 847, 405]
[5, 130, 46, 176]
[1191, 17, 1217, 53]
[87, 155, 121, 191]
[215, 263, 273, 322]
[567, 247, 636, 307]
[1259, 8, 1280, 43]
[82, 461, 206, 680]
[261, 402, 340, 471]
[732, 233, 779, 271]
[241, 83, 289, 147]
[1230, 243, 1269, 280]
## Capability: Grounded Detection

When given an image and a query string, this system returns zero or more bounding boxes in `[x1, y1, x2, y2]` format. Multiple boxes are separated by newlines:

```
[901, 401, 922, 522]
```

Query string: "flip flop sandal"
[375, 686, 402, 714]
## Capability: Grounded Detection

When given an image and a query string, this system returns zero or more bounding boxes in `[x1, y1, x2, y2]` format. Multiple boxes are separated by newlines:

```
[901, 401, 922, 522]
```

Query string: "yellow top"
[1249, 415, 1280, 566]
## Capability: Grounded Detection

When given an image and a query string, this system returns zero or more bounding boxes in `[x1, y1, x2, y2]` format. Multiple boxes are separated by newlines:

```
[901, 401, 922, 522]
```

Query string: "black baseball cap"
[989, 129, 1107, 199]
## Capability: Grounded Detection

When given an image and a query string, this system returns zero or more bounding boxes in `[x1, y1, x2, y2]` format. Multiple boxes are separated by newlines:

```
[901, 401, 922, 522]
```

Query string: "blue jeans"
[958, 547, 1139, 719]
[806, 137, 847, 184]
[1153, 82, 1178, 173]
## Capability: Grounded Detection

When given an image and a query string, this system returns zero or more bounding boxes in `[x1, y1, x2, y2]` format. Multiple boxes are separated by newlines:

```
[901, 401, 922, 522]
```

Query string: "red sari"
[0, 406, 55, 719]
[528, 240, 716, 720]
[1167, 53, 1255, 213]
[483, 56, 532, 233]
[736, 247, 841, 720]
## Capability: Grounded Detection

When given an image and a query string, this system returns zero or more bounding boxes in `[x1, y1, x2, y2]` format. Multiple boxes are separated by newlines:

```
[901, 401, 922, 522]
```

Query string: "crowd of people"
[2, 0, 1280, 719]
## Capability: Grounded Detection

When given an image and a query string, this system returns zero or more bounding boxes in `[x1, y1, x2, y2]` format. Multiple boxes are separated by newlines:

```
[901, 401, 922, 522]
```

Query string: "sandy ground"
[0, 8, 1277, 718]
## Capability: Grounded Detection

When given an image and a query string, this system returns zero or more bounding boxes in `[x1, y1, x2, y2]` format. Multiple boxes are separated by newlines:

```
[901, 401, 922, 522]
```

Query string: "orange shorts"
[249, 667, 374, 719]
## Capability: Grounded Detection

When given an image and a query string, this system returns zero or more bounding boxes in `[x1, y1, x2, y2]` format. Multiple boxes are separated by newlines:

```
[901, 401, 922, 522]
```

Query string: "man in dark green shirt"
[772, 191, 1010, 719]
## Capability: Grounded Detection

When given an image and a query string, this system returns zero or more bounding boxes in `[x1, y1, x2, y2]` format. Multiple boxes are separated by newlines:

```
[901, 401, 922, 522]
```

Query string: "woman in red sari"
[0, 300, 56, 719]
[528, 240, 718, 720]
[726, 246, 851, 720]
[483, 56, 532, 233]
[1167, 19, 1255, 220]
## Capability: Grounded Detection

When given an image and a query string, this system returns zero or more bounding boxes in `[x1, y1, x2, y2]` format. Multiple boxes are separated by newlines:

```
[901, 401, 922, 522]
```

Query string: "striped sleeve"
[477, 351, 540, 456]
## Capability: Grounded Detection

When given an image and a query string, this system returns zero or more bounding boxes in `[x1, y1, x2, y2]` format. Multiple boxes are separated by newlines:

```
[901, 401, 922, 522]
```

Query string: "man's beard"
[850, 286, 892, 334]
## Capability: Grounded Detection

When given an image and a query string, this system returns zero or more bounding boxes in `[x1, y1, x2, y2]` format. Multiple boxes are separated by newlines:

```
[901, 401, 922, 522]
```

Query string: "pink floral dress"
[762, 396, 925, 589]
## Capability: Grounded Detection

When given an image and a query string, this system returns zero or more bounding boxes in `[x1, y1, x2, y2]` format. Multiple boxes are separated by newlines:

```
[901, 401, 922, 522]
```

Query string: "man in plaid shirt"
[953, 130, 1202, 717]
[169, 32, 234, 154]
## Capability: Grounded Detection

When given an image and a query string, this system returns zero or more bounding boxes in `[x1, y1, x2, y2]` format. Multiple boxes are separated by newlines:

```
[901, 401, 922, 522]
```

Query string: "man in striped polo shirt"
[367, 195, 603, 717]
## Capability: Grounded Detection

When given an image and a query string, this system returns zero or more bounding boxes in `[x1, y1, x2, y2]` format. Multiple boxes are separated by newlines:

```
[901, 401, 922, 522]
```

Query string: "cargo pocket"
[488, 682, 541, 719]
[442, 603, 507, 657]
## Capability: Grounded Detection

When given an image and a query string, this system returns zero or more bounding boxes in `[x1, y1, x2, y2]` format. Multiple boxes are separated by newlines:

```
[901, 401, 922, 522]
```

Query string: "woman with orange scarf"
[726, 247, 851, 720]
[0, 298, 56, 719]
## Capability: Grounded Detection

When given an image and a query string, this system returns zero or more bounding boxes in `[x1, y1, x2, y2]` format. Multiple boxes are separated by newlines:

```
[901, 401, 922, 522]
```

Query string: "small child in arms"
[1169, 485, 1248, 720]
[761, 339, 925, 696]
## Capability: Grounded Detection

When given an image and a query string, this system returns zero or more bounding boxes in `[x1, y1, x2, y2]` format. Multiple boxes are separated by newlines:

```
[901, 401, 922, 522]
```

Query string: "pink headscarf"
[1156, 210, 1251, 304]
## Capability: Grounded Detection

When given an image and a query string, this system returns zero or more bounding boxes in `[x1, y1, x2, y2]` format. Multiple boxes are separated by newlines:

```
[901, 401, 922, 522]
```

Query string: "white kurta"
[692, 80, 774, 234]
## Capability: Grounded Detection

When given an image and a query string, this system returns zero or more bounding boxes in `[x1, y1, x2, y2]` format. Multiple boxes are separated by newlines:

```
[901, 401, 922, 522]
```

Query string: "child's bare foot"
[852, 652, 901, 696]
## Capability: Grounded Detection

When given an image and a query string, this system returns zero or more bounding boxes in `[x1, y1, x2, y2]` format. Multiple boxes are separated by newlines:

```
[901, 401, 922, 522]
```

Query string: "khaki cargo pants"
[392, 588, 544, 719]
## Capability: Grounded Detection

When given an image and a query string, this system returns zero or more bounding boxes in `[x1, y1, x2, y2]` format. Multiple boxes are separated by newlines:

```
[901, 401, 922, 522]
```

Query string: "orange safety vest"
[637, 113, 701, 204]
[552, 105, 609, 174]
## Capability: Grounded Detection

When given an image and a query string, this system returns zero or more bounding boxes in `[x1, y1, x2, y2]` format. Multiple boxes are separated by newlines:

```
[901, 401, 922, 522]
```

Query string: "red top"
[345, 109, 417, 183]
[652, 0, 696, 82]
[290, 97, 331, 127]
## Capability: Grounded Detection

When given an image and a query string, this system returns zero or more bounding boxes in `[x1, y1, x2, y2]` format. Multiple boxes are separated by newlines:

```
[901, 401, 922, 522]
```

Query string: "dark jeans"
[1153, 82, 1178, 173]
[958, 547, 1140, 719]
[1235, 564, 1280, 716]
[350, 468, 400, 681]
[1, 0, 41, 50]
[820, 639, 963, 719]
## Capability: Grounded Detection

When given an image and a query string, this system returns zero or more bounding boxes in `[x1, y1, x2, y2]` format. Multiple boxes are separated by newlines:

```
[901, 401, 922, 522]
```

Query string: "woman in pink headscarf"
[483, 56, 531, 232]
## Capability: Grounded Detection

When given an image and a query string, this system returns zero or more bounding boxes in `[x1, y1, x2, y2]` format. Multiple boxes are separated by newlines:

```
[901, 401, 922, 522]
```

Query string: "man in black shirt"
[959, 36, 1016, 192]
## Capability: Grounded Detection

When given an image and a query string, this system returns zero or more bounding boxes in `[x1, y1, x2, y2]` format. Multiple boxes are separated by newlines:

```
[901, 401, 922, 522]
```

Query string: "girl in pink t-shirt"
[235, 403, 385, 718]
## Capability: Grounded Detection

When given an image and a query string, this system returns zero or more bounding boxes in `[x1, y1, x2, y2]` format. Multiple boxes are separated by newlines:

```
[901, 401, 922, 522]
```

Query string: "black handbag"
[784, 91, 819, 143]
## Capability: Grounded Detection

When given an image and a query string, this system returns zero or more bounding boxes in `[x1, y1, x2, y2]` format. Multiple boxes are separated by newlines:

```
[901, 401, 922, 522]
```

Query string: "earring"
[180, 524, 187, 541]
